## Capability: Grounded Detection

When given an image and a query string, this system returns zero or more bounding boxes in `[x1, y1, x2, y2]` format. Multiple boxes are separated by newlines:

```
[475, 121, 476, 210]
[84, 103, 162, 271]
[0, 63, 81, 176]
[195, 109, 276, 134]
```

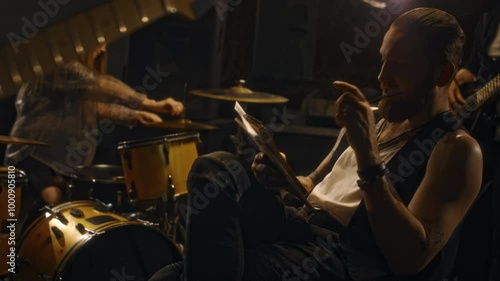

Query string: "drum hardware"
[132, 218, 160, 228]
[162, 176, 176, 236]
[129, 182, 137, 201]
[116, 189, 123, 208]
[51, 226, 64, 241]
[93, 199, 113, 213]
[63, 165, 130, 212]
[75, 223, 89, 235]
[39, 206, 68, 225]
[69, 208, 84, 218]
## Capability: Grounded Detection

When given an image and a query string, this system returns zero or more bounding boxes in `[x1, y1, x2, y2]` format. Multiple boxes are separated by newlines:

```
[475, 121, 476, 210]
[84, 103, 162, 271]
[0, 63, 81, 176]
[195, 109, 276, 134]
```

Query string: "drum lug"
[117, 190, 122, 207]
[124, 150, 132, 169]
[94, 199, 113, 212]
[135, 218, 159, 227]
[167, 175, 176, 217]
[40, 206, 69, 225]
[51, 226, 64, 241]
[88, 186, 95, 200]
[130, 181, 137, 201]
[76, 223, 88, 235]
[70, 208, 84, 218]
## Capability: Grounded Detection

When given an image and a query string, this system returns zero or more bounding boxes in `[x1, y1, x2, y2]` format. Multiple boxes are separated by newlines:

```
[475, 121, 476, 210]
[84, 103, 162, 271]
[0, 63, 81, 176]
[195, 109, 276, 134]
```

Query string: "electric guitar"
[457, 74, 500, 133]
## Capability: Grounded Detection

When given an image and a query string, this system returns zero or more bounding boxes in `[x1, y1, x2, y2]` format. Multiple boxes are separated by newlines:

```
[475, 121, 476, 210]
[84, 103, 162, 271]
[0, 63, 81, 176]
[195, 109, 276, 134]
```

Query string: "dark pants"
[490, 163, 500, 281]
[150, 151, 348, 281]
[15, 157, 62, 234]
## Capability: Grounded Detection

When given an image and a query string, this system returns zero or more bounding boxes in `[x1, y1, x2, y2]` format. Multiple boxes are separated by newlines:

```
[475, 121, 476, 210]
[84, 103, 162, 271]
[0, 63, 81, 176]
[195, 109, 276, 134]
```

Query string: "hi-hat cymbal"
[147, 119, 217, 130]
[190, 80, 288, 104]
[0, 135, 48, 146]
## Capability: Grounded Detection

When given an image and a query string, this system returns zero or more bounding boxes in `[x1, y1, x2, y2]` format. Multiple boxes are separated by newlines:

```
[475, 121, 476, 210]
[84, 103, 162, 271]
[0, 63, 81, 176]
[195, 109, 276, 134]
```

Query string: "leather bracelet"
[356, 162, 389, 190]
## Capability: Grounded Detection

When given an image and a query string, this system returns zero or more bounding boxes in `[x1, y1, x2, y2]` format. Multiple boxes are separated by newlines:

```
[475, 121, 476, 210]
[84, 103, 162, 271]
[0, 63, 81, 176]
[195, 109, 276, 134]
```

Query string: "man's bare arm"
[363, 131, 482, 274]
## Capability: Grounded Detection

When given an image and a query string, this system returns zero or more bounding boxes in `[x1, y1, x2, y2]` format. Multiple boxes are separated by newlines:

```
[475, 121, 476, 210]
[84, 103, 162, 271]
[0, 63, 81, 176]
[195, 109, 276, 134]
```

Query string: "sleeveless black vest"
[338, 111, 464, 281]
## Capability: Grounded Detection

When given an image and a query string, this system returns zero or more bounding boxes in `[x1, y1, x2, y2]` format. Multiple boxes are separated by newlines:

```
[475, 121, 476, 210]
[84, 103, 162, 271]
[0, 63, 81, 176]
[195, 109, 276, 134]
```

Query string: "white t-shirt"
[307, 142, 405, 227]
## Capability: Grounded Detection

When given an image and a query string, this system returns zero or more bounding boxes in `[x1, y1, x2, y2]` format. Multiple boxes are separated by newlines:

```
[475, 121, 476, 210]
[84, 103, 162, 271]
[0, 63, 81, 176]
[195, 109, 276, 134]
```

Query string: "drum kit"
[0, 82, 288, 280]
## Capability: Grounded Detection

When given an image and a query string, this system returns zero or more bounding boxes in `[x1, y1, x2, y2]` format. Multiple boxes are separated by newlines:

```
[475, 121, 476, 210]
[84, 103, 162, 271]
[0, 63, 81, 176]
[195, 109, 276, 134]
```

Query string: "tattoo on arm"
[416, 216, 445, 252]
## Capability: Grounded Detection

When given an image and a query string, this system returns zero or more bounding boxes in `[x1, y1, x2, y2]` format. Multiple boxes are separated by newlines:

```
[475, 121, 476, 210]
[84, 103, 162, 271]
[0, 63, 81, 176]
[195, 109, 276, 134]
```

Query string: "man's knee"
[188, 151, 251, 200]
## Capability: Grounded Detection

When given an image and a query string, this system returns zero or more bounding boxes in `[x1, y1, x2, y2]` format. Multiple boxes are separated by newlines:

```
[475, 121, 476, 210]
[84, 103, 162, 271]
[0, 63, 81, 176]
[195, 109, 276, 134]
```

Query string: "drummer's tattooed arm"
[96, 103, 162, 128]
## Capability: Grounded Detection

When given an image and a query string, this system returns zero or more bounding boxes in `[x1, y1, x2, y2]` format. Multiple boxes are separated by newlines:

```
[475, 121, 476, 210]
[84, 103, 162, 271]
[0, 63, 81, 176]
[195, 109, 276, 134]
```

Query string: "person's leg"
[183, 151, 288, 281]
[15, 157, 58, 234]
[149, 151, 348, 281]
[489, 142, 500, 281]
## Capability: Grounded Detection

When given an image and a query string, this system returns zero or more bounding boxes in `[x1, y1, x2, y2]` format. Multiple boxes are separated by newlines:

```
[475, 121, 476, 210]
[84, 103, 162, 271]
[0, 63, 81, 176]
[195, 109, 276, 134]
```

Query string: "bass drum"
[15, 201, 182, 281]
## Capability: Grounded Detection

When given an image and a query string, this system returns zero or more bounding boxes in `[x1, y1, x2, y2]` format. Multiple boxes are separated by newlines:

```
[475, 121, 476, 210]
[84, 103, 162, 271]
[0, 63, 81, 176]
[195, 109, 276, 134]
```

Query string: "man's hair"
[392, 8, 465, 69]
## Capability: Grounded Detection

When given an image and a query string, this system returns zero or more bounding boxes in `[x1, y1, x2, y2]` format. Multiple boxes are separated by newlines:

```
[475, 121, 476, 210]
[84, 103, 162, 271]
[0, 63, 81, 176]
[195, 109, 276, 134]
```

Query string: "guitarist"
[447, 7, 500, 281]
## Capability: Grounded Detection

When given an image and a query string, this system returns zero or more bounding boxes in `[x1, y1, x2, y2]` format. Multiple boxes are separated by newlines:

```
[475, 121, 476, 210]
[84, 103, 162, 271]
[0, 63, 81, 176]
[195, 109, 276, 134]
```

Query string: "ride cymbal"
[190, 80, 288, 104]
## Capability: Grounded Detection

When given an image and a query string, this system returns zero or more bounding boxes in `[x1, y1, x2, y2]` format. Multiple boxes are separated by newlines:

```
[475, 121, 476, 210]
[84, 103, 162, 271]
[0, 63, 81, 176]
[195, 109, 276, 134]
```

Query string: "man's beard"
[378, 92, 429, 122]
[378, 77, 435, 122]
[378, 87, 432, 122]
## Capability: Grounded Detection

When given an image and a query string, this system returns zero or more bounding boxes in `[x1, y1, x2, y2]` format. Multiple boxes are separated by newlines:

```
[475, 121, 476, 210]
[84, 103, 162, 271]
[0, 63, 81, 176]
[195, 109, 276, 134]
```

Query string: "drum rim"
[117, 132, 200, 150]
[54, 222, 181, 280]
[17, 201, 122, 246]
[66, 164, 125, 184]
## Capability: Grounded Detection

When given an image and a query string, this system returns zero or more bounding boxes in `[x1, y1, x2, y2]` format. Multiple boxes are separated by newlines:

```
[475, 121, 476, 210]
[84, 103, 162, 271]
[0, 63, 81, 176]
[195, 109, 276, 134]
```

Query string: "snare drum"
[0, 166, 26, 276]
[117, 132, 200, 202]
[15, 201, 182, 281]
[64, 165, 129, 211]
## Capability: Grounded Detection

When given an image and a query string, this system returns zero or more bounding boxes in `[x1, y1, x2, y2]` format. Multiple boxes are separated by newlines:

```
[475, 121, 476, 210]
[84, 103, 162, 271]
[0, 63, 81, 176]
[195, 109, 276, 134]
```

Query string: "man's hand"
[332, 81, 381, 169]
[141, 98, 184, 116]
[133, 111, 163, 126]
[251, 152, 288, 192]
[448, 68, 477, 113]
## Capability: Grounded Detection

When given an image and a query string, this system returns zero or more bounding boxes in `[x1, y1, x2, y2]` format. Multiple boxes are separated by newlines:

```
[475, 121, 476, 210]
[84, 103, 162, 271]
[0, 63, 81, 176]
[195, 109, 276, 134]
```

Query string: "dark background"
[0, 0, 497, 173]
[0, 1, 498, 279]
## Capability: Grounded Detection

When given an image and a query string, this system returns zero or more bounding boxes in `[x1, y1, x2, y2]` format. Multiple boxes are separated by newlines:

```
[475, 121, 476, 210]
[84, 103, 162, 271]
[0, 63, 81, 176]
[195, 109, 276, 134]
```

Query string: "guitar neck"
[462, 74, 500, 114]
[0, 0, 195, 99]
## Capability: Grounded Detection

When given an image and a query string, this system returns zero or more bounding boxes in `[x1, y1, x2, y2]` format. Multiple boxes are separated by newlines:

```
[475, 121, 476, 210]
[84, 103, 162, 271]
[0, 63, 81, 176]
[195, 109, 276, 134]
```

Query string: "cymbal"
[190, 80, 288, 104]
[146, 119, 217, 130]
[0, 135, 48, 146]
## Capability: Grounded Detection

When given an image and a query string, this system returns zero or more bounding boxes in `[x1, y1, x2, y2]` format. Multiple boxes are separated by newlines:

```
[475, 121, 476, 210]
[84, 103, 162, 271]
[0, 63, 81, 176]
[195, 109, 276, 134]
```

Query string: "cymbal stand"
[163, 175, 184, 253]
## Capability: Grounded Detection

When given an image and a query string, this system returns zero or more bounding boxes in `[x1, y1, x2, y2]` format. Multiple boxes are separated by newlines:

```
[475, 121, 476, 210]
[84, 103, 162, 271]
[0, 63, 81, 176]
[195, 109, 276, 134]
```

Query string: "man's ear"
[435, 62, 456, 87]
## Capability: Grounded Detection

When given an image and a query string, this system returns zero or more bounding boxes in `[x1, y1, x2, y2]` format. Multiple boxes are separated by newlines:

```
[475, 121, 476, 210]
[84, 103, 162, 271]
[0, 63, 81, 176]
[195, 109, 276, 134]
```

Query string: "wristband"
[356, 162, 389, 190]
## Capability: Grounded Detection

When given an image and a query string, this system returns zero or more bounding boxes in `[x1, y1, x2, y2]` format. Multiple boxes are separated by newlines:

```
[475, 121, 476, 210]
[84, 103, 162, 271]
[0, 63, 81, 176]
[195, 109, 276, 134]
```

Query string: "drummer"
[3, 43, 184, 231]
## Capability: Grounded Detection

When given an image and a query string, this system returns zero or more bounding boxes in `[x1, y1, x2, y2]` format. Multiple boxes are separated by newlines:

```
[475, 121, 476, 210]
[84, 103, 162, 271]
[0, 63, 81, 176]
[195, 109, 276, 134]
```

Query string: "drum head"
[117, 132, 200, 150]
[58, 225, 182, 281]
[69, 165, 124, 184]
